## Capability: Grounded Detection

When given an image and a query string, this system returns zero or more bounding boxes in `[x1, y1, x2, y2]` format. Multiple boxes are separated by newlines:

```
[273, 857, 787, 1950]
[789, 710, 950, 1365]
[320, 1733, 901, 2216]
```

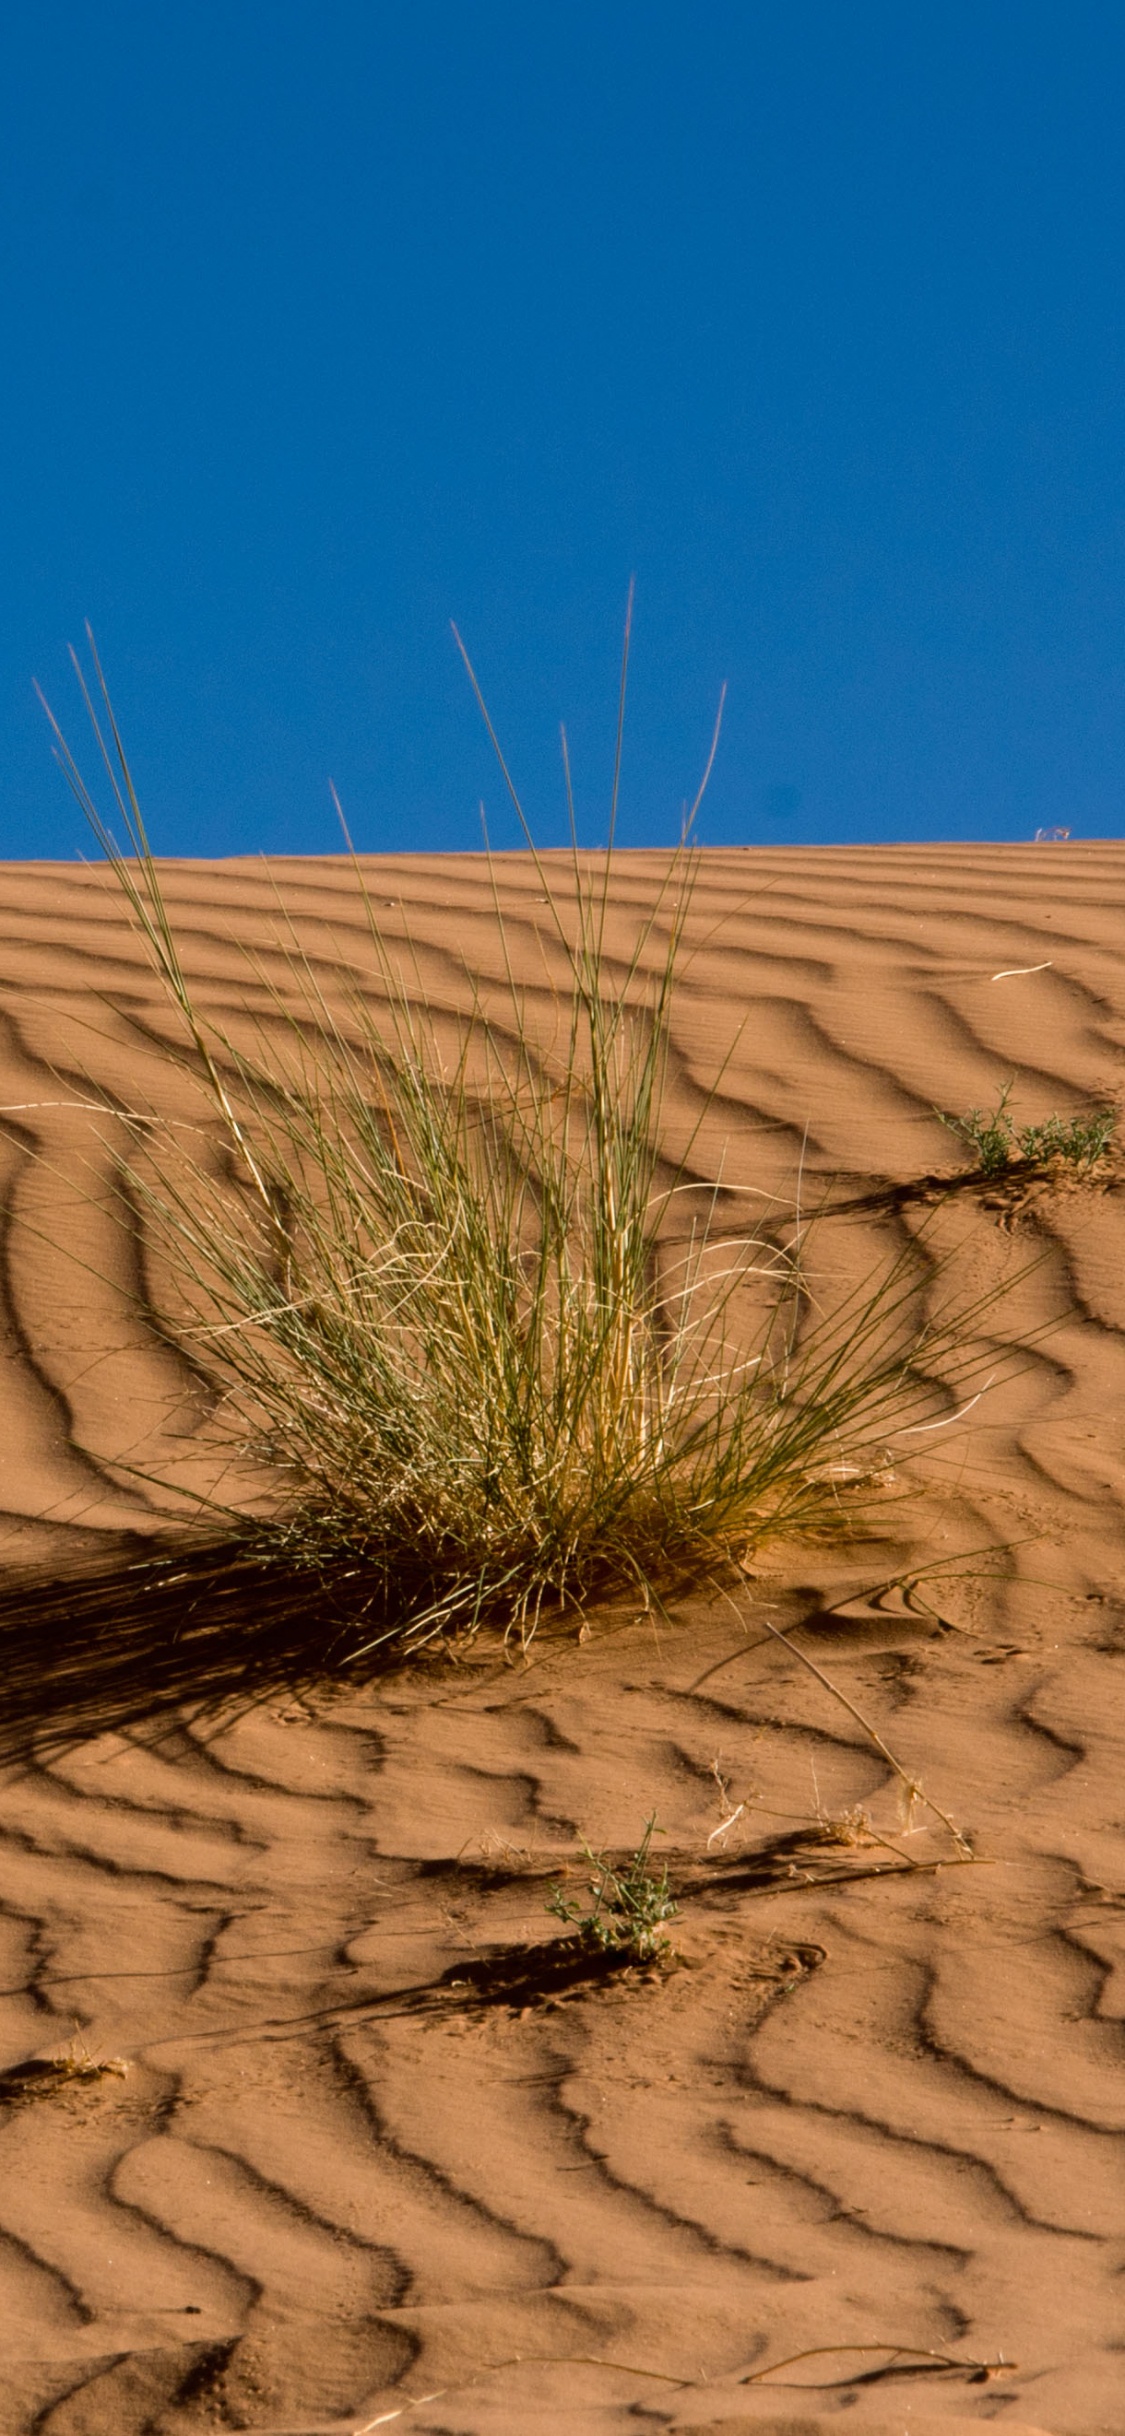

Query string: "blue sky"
[2, 2, 1124, 857]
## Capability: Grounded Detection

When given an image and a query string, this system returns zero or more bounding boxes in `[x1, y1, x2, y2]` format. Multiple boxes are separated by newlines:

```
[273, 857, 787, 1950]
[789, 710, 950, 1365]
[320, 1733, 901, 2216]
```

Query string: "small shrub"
[938, 1087, 1016, 1178]
[1017, 1107, 1116, 1172]
[548, 1815, 678, 1961]
[940, 1087, 1116, 1179]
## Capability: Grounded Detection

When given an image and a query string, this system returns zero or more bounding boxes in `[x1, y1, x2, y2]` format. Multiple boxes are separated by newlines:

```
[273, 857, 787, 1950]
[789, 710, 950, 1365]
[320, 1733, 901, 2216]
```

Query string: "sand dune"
[0, 843, 1122, 2434]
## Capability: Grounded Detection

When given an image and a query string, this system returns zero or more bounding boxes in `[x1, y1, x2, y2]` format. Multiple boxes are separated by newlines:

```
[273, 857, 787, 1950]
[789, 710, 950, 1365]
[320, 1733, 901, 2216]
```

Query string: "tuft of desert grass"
[40, 626, 1006, 1663]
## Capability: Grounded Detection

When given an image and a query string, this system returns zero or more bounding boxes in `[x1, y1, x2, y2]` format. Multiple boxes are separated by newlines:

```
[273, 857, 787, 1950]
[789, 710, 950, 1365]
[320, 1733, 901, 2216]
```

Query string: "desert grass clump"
[41, 627, 1000, 1663]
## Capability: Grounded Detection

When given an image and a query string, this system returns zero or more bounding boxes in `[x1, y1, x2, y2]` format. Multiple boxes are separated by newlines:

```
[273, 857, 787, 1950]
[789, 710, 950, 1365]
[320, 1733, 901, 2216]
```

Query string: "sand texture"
[0, 843, 1122, 2435]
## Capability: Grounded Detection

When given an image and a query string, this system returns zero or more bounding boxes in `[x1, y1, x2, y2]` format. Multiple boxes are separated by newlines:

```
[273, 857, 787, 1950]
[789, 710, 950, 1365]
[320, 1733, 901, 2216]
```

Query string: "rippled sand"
[0, 844, 1120, 2435]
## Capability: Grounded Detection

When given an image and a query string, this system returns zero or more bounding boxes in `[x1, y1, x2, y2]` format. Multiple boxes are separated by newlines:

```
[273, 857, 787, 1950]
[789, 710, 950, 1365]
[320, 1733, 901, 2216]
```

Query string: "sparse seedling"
[548, 1815, 679, 1962]
[940, 1086, 1116, 1180]
[813, 1801, 877, 1848]
[1016, 1107, 1116, 1172]
[938, 1085, 1016, 1178]
[0, 2040, 128, 2110]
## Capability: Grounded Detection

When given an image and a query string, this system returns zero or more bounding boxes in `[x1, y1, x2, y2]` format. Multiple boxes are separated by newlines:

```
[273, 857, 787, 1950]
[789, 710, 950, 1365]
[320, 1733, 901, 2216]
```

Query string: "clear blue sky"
[2, 3, 1123, 857]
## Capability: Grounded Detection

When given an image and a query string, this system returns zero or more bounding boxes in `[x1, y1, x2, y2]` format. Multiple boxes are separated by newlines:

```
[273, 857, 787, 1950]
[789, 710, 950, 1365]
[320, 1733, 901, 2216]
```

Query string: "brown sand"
[0, 844, 1121, 2436]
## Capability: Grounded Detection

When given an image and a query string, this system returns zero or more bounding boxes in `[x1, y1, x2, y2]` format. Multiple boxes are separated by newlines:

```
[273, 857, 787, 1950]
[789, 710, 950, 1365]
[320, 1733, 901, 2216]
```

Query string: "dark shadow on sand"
[0, 1537, 413, 1763]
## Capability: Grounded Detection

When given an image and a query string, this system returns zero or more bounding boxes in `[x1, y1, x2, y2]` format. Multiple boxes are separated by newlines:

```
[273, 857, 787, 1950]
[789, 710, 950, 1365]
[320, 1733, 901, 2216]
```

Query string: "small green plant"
[1017, 1107, 1116, 1172]
[940, 1087, 1116, 1179]
[938, 1085, 1017, 1178]
[548, 1815, 678, 1961]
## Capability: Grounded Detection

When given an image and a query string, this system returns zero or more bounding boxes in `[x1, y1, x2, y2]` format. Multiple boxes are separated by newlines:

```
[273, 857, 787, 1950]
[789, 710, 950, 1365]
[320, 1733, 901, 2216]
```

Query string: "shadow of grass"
[0, 1536, 421, 1763]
